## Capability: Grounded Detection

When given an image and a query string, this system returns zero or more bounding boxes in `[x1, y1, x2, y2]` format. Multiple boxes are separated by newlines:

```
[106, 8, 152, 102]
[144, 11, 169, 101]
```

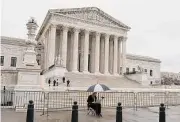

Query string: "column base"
[103, 72, 111, 76]
[71, 70, 79, 73]
[112, 73, 119, 76]
[94, 72, 103, 75]
[82, 71, 90, 74]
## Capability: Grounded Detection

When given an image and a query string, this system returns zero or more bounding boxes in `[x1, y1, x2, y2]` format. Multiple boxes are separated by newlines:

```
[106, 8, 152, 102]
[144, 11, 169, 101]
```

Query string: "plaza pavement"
[1, 106, 180, 122]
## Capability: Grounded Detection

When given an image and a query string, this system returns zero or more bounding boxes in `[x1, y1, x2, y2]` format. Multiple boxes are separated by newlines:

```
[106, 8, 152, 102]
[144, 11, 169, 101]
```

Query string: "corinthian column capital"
[84, 29, 90, 34]
[73, 28, 81, 33]
[95, 32, 101, 37]
[114, 35, 118, 40]
[122, 36, 128, 41]
[62, 26, 68, 31]
[50, 24, 56, 28]
[104, 33, 110, 39]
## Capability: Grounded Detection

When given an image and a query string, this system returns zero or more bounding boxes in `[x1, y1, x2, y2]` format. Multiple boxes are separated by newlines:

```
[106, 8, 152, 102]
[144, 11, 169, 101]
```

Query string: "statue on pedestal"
[55, 55, 63, 67]
[15, 17, 41, 91]
[23, 17, 39, 67]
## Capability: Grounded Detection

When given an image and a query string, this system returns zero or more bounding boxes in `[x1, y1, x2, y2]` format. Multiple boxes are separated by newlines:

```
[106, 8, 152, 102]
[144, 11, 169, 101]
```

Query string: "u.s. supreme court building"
[1, 7, 161, 89]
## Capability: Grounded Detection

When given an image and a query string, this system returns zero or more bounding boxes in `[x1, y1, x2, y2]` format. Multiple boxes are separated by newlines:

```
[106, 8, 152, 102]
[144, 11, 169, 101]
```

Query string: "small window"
[126, 67, 129, 74]
[150, 70, 153, 76]
[11, 57, 17, 67]
[1, 56, 4, 66]
[133, 68, 136, 72]
[145, 69, 147, 72]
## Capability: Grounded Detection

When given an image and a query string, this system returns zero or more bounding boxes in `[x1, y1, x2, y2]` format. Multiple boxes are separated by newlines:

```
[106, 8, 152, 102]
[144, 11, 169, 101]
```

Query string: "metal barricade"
[13, 91, 44, 110]
[47, 91, 92, 111]
[100, 92, 135, 108]
[136, 92, 166, 107]
[166, 92, 180, 106]
[1, 90, 14, 108]
[1, 90, 180, 111]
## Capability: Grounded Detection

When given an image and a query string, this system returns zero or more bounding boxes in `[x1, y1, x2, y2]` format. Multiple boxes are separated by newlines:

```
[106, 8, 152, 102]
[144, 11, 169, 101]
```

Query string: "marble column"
[59, 30, 63, 57]
[94, 32, 100, 74]
[48, 24, 56, 67]
[90, 35, 95, 73]
[113, 35, 118, 75]
[79, 33, 84, 72]
[72, 28, 80, 72]
[104, 34, 110, 74]
[61, 26, 68, 68]
[118, 38, 122, 74]
[41, 38, 45, 69]
[83, 30, 89, 73]
[109, 39, 114, 74]
[100, 36, 105, 73]
[122, 37, 127, 74]
[47, 29, 51, 68]
[43, 36, 47, 69]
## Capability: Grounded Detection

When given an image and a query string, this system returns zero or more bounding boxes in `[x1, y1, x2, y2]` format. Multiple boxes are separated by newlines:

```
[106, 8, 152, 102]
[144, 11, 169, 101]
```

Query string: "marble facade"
[37, 7, 129, 75]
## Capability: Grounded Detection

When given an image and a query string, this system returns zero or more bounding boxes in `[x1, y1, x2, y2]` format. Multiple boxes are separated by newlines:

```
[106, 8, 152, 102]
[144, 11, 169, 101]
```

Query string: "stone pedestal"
[23, 46, 38, 67]
[14, 66, 42, 111]
[15, 66, 42, 90]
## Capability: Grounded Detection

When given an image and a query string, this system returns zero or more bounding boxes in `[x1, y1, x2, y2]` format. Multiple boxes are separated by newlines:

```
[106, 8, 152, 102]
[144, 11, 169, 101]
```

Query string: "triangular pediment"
[50, 7, 130, 29]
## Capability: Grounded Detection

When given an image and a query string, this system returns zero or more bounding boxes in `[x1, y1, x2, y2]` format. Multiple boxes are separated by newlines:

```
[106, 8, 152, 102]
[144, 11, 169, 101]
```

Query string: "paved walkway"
[2, 106, 180, 122]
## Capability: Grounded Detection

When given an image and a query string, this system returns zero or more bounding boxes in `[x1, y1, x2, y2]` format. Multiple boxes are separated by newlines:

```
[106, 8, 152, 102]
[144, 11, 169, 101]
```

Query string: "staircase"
[124, 74, 142, 84]
[63, 72, 143, 88]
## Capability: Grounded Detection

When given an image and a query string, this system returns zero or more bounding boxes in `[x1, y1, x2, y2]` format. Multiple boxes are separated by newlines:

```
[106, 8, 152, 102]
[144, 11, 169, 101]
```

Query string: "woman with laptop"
[87, 92, 102, 117]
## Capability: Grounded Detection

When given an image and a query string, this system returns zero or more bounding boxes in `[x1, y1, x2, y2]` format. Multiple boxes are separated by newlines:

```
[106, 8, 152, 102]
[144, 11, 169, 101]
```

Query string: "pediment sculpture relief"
[55, 55, 65, 67]
[52, 7, 129, 29]
[63, 11, 120, 28]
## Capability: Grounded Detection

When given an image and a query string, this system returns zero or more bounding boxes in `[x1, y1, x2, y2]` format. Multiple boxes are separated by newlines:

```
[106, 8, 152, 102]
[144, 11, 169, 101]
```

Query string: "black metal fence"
[1, 90, 180, 111]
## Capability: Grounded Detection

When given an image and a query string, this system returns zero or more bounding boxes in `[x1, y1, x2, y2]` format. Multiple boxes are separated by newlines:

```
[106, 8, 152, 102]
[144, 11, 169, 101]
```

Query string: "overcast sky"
[1, 0, 180, 73]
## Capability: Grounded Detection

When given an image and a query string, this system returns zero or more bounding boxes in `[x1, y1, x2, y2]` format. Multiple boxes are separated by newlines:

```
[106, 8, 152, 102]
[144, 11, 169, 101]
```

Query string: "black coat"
[87, 95, 97, 103]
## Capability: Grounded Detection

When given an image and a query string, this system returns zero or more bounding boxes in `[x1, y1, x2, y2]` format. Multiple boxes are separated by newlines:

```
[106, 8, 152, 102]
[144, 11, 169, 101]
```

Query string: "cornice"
[1, 69, 18, 73]
[1, 36, 26, 46]
[126, 54, 161, 63]
[36, 11, 52, 41]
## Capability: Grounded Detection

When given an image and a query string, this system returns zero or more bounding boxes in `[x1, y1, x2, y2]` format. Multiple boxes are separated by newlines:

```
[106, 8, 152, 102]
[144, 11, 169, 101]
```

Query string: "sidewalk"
[2, 106, 180, 122]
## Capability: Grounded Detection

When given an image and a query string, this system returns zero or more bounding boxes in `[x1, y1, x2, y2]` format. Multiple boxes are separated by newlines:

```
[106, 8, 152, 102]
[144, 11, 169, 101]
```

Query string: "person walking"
[67, 80, 70, 87]
[62, 77, 65, 83]
[48, 79, 51, 86]
[53, 79, 56, 86]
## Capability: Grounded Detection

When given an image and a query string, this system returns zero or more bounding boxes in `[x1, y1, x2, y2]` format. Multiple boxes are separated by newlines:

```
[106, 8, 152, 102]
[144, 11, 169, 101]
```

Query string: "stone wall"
[126, 56, 161, 84]
[1, 43, 26, 70]
[1, 70, 18, 88]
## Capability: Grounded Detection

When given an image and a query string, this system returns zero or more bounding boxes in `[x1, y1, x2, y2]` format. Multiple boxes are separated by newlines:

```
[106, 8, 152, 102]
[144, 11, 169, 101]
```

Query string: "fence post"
[134, 92, 138, 111]
[71, 101, 78, 122]
[159, 103, 166, 122]
[26, 100, 34, 122]
[116, 102, 122, 122]
[3, 86, 6, 106]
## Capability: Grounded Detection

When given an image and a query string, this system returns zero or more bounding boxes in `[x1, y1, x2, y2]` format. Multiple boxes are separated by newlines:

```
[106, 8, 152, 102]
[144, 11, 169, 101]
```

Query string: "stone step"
[44, 72, 146, 89]
[63, 72, 143, 88]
